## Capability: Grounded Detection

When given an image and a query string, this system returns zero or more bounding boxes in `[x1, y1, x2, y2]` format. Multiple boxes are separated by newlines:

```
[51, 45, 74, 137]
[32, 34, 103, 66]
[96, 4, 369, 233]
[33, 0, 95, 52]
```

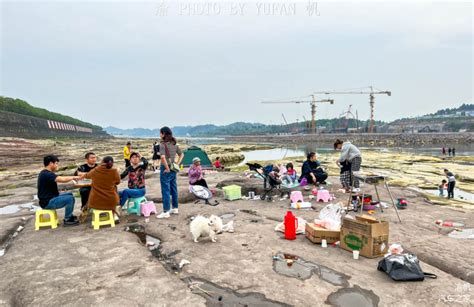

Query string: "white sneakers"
[156, 209, 178, 219]
[156, 212, 170, 219]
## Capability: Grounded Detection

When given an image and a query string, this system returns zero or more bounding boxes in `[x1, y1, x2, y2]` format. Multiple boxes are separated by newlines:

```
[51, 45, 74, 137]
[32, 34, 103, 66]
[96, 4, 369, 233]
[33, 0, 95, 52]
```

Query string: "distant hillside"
[0, 96, 103, 131]
[106, 119, 383, 137]
[105, 103, 473, 137]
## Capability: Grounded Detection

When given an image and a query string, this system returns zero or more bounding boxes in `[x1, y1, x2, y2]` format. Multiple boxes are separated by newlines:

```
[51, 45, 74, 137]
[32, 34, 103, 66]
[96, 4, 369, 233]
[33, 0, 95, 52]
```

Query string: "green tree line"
[0, 96, 102, 131]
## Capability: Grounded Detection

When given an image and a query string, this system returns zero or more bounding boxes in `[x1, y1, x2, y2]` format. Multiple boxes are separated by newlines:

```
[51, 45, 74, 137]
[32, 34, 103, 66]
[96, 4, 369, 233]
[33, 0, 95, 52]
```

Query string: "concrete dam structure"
[0, 111, 109, 138]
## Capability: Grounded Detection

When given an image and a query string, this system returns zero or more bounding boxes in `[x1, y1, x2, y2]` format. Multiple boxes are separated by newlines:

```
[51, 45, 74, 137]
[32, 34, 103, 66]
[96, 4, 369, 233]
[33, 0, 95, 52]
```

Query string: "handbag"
[377, 253, 437, 281]
[163, 143, 180, 173]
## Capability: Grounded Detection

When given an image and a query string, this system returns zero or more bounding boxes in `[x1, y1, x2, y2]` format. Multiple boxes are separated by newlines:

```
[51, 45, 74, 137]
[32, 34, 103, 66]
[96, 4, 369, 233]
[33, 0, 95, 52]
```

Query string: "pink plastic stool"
[316, 190, 331, 202]
[290, 191, 304, 203]
[140, 201, 157, 217]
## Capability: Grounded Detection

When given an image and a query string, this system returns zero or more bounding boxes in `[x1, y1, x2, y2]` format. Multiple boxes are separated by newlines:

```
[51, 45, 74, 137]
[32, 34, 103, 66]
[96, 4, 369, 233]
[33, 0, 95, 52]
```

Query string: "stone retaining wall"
[0, 111, 108, 138]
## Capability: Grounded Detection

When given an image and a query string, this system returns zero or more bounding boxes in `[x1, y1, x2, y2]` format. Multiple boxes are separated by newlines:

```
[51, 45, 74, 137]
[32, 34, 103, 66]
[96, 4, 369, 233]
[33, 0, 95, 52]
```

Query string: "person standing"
[334, 139, 362, 191]
[151, 141, 161, 173]
[74, 152, 98, 209]
[157, 126, 184, 219]
[37, 155, 81, 226]
[119, 152, 148, 207]
[448, 147, 452, 157]
[444, 169, 456, 199]
[452, 147, 456, 157]
[442, 147, 446, 155]
[123, 141, 132, 168]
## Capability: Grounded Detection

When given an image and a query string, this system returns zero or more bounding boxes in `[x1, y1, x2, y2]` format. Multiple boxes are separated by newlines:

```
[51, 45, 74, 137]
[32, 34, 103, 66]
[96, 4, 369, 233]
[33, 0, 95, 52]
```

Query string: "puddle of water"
[273, 252, 350, 287]
[326, 285, 380, 307]
[219, 213, 236, 220]
[183, 277, 290, 307]
[448, 228, 474, 239]
[423, 188, 474, 202]
[0, 203, 39, 215]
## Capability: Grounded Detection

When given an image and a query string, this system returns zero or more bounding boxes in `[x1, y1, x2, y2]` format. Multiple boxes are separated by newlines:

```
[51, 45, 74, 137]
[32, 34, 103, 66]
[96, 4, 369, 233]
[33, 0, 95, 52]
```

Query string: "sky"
[1, 0, 472, 129]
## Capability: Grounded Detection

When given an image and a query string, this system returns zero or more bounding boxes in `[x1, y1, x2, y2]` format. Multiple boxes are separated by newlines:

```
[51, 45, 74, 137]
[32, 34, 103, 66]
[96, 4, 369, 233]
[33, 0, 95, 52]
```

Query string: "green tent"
[182, 146, 213, 167]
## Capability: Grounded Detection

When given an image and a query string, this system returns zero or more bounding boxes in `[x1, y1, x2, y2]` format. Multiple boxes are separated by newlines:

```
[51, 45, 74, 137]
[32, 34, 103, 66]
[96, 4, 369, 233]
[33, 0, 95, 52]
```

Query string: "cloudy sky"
[1, 1, 472, 129]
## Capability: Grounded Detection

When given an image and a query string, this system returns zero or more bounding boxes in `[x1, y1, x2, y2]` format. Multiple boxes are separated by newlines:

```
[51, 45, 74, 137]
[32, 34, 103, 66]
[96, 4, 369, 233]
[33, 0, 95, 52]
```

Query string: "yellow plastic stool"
[35, 209, 59, 231]
[91, 209, 115, 230]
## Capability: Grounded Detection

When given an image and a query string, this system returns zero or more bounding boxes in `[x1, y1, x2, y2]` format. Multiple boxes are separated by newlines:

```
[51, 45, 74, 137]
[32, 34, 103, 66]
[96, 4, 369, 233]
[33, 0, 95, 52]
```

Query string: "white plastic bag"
[317, 203, 343, 231]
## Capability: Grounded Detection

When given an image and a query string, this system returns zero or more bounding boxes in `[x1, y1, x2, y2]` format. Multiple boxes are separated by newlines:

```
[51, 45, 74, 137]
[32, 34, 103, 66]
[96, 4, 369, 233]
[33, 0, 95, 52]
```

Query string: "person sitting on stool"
[189, 157, 208, 188]
[74, 152, 98, 210]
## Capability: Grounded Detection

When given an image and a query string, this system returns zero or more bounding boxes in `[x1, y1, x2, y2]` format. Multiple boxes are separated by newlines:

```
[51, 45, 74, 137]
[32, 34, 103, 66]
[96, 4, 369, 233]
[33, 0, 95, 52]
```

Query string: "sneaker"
[170, 208, 179, 215]
[156, 212, 170, 219]
[64, 217, 80, 227]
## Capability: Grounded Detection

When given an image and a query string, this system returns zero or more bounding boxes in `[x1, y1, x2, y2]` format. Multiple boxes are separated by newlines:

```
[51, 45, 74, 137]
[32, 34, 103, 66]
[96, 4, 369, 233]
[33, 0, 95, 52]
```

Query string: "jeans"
[447, 182, 455, 199]
[79, 187, 91, 209]
[119, 188, 146, 206]
[45, 192, 75, 220]
[160, 165, 178, 212]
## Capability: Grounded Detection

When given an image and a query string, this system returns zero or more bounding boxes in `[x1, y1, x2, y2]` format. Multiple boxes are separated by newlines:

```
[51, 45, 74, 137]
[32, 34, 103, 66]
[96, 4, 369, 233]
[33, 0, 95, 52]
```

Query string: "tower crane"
[262, 95, 334, 134]
[339, 105, 356, 132]
[314, 86, 391, 133]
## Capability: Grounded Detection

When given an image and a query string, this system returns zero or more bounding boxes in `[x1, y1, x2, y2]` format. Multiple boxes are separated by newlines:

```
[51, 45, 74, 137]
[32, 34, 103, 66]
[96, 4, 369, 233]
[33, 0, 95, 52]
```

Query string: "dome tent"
[182, 146, 213, 167]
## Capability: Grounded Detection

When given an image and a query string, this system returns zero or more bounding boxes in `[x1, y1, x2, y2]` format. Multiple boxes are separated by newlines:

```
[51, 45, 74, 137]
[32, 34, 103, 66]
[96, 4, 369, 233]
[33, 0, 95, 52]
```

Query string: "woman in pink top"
[189, 157, 208, 188]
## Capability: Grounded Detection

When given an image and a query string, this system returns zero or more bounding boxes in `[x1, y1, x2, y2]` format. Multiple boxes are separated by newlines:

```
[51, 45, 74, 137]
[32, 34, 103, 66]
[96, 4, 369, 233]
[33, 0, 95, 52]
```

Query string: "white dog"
[190, 215, 221, 243]
[208, 215, 236, 234]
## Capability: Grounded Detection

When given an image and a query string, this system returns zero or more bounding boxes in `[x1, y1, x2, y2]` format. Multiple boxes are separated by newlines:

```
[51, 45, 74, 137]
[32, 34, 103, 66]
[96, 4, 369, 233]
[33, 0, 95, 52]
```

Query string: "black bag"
[377, 254, 437, 281]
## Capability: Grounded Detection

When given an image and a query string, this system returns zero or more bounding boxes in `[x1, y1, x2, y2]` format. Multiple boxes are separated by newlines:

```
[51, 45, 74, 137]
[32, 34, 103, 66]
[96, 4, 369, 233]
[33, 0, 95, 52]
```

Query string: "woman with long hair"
[156, 126, 184, 219]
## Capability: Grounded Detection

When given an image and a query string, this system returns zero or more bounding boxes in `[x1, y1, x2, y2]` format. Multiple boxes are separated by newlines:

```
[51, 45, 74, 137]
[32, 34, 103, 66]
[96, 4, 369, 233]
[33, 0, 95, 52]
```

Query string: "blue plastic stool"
[127, 196, 147, 215]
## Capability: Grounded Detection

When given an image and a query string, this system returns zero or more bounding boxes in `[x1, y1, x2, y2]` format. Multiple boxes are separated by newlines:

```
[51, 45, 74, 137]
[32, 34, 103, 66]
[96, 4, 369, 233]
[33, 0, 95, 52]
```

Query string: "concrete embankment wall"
[226, 132, 474, 145]
[0, 111, 109, 138]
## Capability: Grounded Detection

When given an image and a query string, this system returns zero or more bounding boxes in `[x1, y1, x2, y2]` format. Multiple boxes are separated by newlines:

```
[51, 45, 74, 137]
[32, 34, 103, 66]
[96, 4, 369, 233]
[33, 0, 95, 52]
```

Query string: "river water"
[235, 144, 474, 165]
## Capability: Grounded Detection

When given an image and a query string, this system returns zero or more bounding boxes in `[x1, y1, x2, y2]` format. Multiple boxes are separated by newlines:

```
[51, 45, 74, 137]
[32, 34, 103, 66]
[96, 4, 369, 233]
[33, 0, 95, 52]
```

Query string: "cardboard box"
[305, 223, 341, 244]
[340, 215, 389, 258]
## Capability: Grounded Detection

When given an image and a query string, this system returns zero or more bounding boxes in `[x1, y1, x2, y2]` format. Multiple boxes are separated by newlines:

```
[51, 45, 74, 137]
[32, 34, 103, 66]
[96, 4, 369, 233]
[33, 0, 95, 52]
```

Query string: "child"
[213, 157, 224, 170]
[444, 169, 456, 199]
[285, 163, 297, 183]
[340, 160, 352, 192]
[438, 179, 447, 197]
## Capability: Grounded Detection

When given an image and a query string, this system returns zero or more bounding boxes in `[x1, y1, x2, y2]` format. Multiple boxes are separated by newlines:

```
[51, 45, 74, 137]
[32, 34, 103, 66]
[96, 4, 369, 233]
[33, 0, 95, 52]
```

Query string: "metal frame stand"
[347, 174, 402, 223]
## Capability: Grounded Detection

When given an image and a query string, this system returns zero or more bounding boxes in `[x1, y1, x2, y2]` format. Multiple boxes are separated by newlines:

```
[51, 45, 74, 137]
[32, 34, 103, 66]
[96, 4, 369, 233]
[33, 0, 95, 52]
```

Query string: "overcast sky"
[1, 1, 472, 129]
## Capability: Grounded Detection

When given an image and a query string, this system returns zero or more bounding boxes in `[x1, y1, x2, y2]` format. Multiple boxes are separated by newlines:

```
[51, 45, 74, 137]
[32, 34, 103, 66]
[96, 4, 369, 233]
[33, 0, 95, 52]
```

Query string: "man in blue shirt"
[37, 155, 82, 226]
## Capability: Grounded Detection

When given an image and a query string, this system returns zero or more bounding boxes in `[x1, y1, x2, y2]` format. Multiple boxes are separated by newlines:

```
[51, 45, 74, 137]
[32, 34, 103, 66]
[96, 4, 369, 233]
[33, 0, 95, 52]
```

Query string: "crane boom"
[313, 86, 391, 133]
[262, 97, 334, 134]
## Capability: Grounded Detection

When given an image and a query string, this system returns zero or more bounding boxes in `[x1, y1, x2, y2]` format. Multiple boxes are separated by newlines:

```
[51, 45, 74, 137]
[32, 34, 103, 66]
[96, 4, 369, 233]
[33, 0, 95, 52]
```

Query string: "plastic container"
[222, 185, 242, 201]
[353, 250, 360, 260]
[284, 211, 298, 240]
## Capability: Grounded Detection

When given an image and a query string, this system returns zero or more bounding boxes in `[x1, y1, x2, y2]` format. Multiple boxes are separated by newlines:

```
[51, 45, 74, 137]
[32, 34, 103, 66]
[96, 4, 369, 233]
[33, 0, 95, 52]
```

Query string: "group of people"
[441, 147, 456, 157]
[37, 127, 184, 226]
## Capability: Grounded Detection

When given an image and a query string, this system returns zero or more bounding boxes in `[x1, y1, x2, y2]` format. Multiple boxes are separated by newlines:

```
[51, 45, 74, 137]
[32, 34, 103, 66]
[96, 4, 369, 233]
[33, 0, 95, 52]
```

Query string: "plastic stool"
[91, 209, 115, 230]
[316, 190, 331, 202]
[290, 191, 304, 203]
[35, 209, 59, 231]
[140, 201, 157, 217]
[127, 196, 147, 215]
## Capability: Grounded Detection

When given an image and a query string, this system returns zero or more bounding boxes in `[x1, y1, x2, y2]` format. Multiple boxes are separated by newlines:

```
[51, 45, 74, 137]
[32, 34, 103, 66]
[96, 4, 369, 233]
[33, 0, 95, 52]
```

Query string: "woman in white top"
[334, 139, 362, 190]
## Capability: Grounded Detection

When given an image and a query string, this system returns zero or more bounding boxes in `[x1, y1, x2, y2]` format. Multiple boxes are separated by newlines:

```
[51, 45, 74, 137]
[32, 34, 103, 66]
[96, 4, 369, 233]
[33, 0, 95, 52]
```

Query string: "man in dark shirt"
[37, 155, 82, 226]
[74, 152, 98, 209]
[300, 152, 328, 185]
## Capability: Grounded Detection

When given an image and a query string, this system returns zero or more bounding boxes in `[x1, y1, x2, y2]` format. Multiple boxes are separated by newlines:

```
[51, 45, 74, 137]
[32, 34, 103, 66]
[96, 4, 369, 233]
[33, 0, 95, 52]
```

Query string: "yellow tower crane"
[314, 86, 391, 133]
[262, 95, 334, 134]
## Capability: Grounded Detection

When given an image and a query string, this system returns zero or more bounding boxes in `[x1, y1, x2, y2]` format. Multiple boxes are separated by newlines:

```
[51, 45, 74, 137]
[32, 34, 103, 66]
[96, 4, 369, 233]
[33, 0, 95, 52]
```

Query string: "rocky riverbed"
[0, 137, 473, 306]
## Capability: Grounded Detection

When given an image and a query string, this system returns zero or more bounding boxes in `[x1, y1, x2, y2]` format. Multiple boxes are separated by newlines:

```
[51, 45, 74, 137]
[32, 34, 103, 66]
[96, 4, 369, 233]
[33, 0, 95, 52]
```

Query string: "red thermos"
[284, 211, 298, 240]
